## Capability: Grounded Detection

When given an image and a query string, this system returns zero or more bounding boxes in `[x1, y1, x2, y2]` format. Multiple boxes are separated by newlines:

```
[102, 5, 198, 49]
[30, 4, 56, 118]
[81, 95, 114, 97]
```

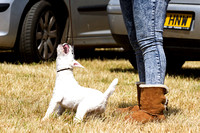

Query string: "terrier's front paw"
[41, 117, 47, 122]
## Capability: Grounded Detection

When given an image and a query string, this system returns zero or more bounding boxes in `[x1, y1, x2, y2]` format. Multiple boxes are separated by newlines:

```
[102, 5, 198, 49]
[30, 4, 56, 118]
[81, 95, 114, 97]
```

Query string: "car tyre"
[19, 1, 61, 62]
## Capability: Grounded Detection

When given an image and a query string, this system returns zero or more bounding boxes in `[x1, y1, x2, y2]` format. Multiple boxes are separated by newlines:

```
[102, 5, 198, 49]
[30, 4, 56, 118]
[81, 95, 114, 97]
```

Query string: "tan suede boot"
[125, 84, 169, 123]
[116, 82, 144, 112]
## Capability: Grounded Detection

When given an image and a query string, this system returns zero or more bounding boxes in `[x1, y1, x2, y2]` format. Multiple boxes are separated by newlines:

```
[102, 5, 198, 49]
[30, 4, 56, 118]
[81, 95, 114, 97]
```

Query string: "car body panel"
[0, 0, 28, 49]
[163, 4, 200, 40]
[107, 0, 200, 40]
[69, 0, 116, 47]
[170, 0, 200, 4]
[70, 0, 110, 37]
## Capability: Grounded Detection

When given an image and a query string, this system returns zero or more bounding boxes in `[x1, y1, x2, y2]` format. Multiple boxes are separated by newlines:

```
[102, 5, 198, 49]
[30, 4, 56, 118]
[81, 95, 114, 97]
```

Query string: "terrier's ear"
[73, 60, 84, 68]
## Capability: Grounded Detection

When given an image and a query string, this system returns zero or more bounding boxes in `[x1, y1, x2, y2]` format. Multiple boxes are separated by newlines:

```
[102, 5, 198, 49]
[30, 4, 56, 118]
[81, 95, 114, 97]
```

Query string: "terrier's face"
[56, 43, 83, 70]
[57, 43, 74, 58]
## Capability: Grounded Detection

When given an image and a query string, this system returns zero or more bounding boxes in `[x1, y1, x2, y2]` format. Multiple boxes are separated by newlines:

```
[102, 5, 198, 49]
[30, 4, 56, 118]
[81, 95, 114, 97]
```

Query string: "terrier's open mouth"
[63, 43, 69, 54]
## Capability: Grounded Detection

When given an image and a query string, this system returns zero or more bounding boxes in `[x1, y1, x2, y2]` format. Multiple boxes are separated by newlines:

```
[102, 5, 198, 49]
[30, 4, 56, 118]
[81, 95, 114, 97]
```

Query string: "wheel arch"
[14, 0, 69, 51]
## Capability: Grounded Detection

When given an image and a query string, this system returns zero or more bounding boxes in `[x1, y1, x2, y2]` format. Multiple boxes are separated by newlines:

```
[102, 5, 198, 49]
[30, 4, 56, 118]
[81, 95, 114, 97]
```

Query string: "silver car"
[108, 0, 200, 70]
[0, 0, 116, 62]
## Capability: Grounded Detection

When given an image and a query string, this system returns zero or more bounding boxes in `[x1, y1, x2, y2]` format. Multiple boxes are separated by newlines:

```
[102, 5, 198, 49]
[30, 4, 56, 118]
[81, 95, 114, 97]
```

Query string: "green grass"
[0, 59, 200, 132]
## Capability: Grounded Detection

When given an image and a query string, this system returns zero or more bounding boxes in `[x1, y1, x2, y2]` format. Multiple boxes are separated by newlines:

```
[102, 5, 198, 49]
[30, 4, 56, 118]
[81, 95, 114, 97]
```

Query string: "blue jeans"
[120, 0, 169, 84]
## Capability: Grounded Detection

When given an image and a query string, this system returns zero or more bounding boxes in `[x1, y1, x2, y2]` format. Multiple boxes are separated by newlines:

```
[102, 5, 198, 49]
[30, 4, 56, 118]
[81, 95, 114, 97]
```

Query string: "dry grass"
[0, 58, 200, 132]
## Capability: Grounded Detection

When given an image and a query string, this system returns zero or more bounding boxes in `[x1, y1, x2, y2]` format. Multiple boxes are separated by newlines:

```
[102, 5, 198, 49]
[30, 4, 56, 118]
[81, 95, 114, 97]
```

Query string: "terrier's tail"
[103, 78, 118, 100]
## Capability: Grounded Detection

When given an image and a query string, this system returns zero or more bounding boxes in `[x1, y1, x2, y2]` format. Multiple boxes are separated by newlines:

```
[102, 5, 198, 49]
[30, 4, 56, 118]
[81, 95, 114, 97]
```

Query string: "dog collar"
[57, 68, 72, 73]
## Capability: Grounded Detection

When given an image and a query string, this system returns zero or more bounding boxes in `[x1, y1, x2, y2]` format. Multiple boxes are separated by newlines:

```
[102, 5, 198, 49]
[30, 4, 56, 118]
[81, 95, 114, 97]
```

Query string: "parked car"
[0, 0, 116, 63]
[108, 0, 200, 70]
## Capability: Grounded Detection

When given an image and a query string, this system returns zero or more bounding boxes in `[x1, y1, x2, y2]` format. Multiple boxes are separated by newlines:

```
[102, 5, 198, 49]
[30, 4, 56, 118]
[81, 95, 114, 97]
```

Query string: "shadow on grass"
[74, 49, 127, 60]
[117, 102, 137, 109]
[1, 50, 200, 79]
[0, 49, 127, 63]
[110, 66, 200, 79]
[165, 106, 181, 116]
[117, 102, 181, 118]
[0, 51, 19, 63]
[167, 68, 200, 79]
[110, 68, 138, 74]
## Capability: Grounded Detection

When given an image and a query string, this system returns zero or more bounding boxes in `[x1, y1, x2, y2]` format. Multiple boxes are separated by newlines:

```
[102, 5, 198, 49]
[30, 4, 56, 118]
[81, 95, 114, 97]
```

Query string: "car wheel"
[19, 1, 61, 62]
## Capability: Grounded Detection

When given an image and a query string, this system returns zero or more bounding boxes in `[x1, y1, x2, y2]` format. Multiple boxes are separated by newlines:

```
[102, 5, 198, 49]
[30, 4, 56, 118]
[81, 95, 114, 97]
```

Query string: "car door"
[69, 0, 111, 38]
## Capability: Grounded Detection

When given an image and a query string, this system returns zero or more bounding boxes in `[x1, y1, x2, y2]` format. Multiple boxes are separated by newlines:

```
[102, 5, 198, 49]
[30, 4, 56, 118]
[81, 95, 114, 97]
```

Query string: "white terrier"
[42, 43, 118, 122]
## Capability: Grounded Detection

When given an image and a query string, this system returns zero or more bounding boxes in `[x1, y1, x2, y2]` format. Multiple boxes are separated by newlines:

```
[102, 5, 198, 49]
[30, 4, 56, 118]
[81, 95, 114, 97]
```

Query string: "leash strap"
[61, 0, 73, 45]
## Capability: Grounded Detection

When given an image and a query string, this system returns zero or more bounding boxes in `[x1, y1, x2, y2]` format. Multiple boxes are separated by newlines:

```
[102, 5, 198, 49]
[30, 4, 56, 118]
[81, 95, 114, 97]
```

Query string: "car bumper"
[107, 3, 200, 40]
[0, 0, 28, 49]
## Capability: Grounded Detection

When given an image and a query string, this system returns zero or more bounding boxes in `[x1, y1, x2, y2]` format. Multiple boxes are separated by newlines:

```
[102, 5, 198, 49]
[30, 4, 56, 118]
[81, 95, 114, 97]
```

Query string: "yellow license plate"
[164, 12, 193, 30]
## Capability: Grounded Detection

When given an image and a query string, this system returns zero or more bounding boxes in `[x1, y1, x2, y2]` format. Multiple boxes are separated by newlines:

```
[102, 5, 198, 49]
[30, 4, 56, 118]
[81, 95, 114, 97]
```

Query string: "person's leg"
[122, 0, 169, 123]
[120, 0, 145, 82]
[117, 0, 145, 113]
[133, 0, 169, 84]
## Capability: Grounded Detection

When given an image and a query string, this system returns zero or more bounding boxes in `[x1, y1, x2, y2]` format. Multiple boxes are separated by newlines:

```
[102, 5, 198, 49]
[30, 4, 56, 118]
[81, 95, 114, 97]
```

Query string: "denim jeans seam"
[154, 0, 162, 83]
[155, 45, 162, 83]
[151, 0, 156, 39]
[151, 0, 162, 84]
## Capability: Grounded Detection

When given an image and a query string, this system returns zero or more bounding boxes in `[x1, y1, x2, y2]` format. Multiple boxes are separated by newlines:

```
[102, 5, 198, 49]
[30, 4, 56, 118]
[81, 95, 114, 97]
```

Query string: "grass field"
[0, 52, 200, 132]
